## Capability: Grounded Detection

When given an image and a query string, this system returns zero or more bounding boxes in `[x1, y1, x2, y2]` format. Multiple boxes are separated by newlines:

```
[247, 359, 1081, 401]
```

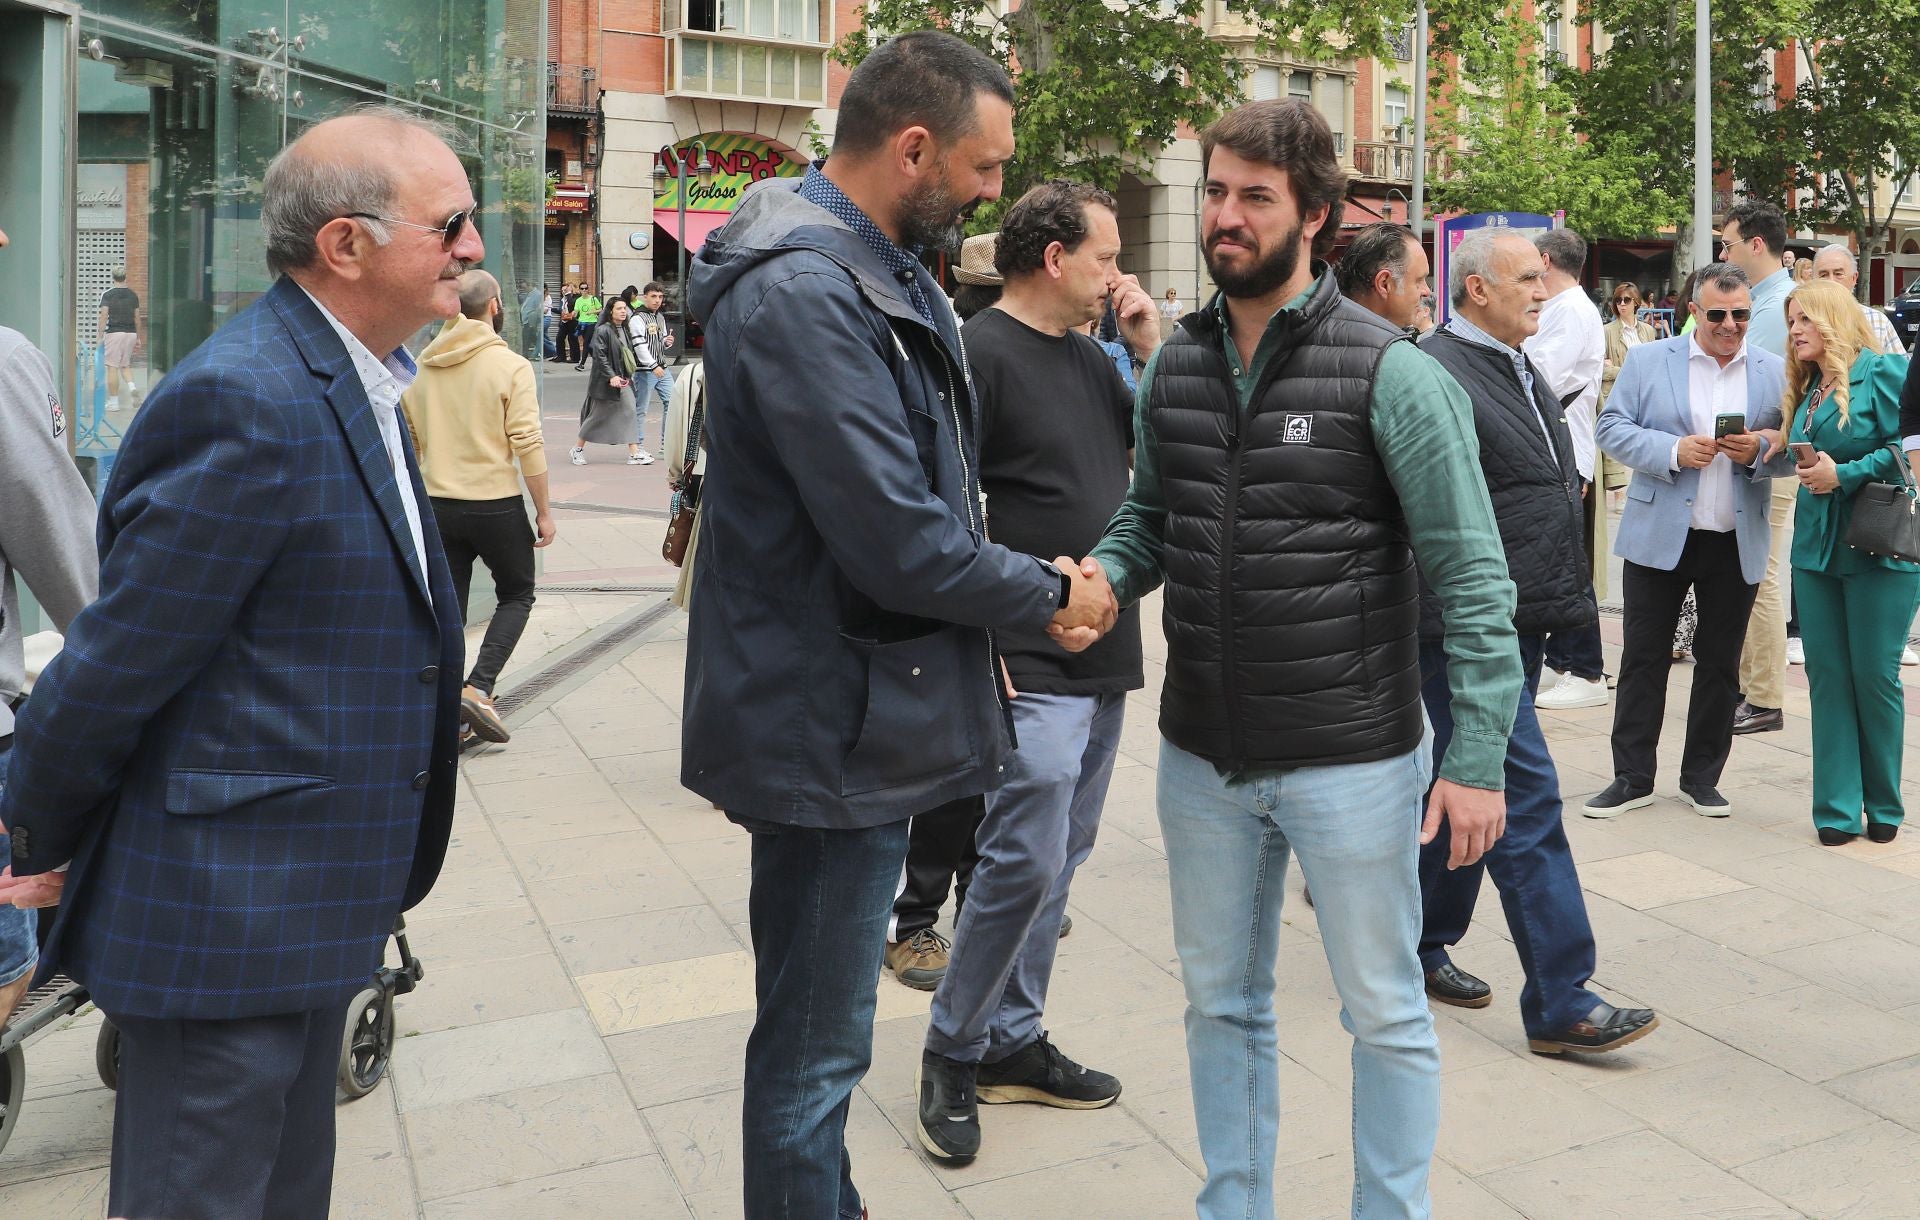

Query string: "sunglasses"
[344, 207, 473, 250]
[1700, 307, 1751, 324]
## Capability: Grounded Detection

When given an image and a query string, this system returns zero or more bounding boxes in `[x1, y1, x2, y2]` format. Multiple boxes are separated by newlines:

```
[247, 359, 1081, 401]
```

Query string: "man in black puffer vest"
[1411, 229, 1661, 1057]
[1061, 100, 1523, 1220]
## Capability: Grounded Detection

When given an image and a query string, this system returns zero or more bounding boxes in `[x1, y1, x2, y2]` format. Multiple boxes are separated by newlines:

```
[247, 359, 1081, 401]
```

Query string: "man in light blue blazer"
[1587, 263, 1792, 817]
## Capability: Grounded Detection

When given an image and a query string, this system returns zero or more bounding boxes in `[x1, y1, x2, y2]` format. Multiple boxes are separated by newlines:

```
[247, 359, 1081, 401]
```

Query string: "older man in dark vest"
[1411, 229, 1660, 1056]
[1065, 100, 1523, 1220]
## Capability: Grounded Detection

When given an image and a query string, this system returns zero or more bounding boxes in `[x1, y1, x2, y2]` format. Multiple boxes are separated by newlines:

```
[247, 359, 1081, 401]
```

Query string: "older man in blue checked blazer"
[1588, 261, 1794, 821]
[0, 107, 478, 1219]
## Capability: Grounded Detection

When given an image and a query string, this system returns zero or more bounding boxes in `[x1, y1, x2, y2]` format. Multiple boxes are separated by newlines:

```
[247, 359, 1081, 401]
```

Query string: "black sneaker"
[915, 1051, 980, 1163]
[975, 1034, 1120, 1109]
[1680, 783, 1732, 818]
[1582, 779, 1653, 819]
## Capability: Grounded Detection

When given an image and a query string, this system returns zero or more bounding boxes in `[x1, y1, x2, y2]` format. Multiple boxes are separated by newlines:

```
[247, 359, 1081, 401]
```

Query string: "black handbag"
[1844, 443, 1920, 563]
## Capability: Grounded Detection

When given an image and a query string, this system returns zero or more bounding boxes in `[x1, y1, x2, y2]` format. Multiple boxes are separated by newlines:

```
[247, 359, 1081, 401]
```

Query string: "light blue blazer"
[1596, 335, 1792, 585]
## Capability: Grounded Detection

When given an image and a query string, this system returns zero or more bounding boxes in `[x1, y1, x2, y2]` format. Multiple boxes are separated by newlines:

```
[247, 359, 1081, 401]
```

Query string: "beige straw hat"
[953, 232, 1003, 286]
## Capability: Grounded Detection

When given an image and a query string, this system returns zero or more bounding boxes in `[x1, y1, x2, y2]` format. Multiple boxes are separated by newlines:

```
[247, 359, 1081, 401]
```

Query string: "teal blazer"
[1789, 350, 1918, 574]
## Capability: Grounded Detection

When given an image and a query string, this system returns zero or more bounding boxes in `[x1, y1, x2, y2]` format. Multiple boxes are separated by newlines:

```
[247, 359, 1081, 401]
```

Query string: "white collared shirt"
[298, 286, 432, 602]
[1674, 334, 1747, 533]
[1525, 284, 1605, 480]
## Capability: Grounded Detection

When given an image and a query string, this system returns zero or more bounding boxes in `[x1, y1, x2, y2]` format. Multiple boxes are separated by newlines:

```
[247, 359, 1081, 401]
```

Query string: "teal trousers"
[1793, 564, 1920, 832]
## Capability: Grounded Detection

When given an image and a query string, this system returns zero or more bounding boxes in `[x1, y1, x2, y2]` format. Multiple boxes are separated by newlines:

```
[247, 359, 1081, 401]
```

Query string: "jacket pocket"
[165, 769, 335, 817]
[1627, 478, 1657, 503]
[839, 626, 976, 797]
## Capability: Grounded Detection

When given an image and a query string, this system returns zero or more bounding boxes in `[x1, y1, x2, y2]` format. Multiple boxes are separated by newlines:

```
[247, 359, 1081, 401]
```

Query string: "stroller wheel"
[0, 1043, 25, 1158]
[338, 986, 395, 1100]
[96, 1019, 122, 1090]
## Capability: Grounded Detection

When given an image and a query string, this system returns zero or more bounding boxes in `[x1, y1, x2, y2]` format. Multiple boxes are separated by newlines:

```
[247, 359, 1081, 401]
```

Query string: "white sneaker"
[1535, 672, 1610, 710]
[570, 446, 587, 466]
[1786, 637, 1805, 665]
[629, 449, 654, 465]
[1904, 647, 1918, 667]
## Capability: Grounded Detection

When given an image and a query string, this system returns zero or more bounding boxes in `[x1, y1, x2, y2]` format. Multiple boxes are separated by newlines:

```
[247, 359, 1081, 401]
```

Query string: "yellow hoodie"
[401, 314, 548, 499]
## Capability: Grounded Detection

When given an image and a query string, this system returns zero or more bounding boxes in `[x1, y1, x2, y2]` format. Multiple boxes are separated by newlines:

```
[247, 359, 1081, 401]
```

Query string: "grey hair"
[1534, 228, 1587, 276]
[262, 104, 457, 275]
[457, 269, 500, 320]
[1448, 230, 1517, 308]
[1691, 261, 1750, 303]
[1812, 245, 1858, 275]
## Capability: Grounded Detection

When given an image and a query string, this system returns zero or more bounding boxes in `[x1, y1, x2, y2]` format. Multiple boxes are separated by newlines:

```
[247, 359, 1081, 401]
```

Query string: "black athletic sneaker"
[915, 1051, 980, 1163]
[975, 1034, 1120, 1109]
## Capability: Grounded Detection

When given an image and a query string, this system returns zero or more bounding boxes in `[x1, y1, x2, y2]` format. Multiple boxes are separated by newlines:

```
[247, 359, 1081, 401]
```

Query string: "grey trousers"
[926, 689, 1127, 1064]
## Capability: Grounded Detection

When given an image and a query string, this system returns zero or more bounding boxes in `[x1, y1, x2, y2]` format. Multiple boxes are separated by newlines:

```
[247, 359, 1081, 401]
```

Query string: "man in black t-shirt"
[915, 181, 1161, 1165]
[98, 268, 140, 409]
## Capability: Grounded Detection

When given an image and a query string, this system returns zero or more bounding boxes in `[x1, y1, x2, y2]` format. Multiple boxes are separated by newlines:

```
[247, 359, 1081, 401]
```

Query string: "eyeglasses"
[343, 207, 473, 250]
[1700, 307, 1751, 324]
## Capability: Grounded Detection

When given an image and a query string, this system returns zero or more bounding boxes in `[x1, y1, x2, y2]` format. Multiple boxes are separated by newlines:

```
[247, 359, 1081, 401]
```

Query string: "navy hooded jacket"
[681, 177, 1065, 828]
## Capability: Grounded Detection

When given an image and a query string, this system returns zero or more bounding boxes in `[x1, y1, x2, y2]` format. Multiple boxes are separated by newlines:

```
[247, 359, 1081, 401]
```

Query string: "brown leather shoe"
[885, 928, 950, 991]
[1528, 1003, 1660, 1055]
[460, 685, 511, 743]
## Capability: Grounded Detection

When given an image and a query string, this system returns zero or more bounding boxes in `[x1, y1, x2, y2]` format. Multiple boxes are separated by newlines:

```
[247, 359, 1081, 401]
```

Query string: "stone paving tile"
[1458, 1007, 1728, 1094]
[1591, 1049, 1879, 1168]
[509, 828, 672, 885]
[1595, 929, 1805, 1021]
[876, 1087, 1160, 1188]
[1735, 1119, 1920, 1219]
[1281, 1152, 1529, 1220]
[524, 857, 707, 924]
[1433, 1058, 1643, 1176]
[482, 799, 641, 847]
[1685, 984, 1920, 1083]
[0, 1170, 111, 1219]
[576, 950, 758, 1035]
[16, 1010, 109, 1104]
[1480, 1129, 1800, 1219]
[1652, 885, 1868, 958]
[1763, 930, 1920, 1010]
[391, 949, 581, 1034]
[1825, 1053, 1920, 1128]
[464, 767, 623, 816]
[403, 904, 553, 971]
[550, 904, 742, 977]
[422, 1156, 691, 1219]
[1578, 850, 1752, 910]
[1715, 845, 1920, 919]
[0, 1085, 115, 1189]
[404, 1073, 653, 1201]
[388, 1008, 614, 1112]
[606, 1009, 754, 1108]
[331, 1089, 417, 1218]
[948, 1143, 1204, 1217]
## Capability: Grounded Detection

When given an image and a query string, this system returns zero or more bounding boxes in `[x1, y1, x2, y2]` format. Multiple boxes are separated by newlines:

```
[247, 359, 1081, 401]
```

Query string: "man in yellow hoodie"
[402, 269, 555, 744]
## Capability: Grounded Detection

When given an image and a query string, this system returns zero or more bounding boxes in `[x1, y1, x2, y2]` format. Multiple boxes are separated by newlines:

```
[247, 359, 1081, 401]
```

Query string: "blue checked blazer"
[2, 277, 465, 1020]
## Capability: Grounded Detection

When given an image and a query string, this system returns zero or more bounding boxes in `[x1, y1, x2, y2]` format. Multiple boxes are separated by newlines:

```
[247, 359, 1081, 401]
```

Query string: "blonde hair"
[1783, 279, 1879, 432]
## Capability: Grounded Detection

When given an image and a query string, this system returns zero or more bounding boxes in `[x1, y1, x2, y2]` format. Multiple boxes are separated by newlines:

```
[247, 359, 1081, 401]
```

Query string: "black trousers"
[890, 795, 983, 940]
[432, 495, 537, 694]
[558, 320, 581, 363]
[108, 1005, 349, 1220]
[1611, 529, 1758, 790]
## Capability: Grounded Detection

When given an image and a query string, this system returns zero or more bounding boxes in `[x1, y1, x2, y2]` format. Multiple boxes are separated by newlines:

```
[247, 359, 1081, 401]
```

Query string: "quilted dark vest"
[1153, 277, 1423, 773]
[1416, 327, 1592, 638]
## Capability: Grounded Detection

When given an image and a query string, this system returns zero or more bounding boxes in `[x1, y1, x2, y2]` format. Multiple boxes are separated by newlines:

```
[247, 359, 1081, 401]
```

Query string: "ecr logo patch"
[1282, 413, 1313, 444]
[49, 391, 65, 439]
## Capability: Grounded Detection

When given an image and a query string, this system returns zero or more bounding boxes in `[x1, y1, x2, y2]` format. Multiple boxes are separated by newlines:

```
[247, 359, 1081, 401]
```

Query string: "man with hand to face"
[682, 31, 1113, 1218]
[913, 181, 1151, 1165]
[0, 106, 474, 1217]
[1414, 230, 1658, 1055]
[1057, 100, 1522, 1220]
[1591, 263, 1793, 819]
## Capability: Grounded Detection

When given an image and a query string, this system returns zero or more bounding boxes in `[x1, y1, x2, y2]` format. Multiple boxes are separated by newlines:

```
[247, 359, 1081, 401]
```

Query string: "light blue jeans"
[1158, 737, 1438, 1220]
[636, 367, 674, 450]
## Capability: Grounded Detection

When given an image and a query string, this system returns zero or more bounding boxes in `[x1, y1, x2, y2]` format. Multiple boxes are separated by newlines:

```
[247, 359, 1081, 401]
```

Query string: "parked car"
[1888, 282, 1920, 352]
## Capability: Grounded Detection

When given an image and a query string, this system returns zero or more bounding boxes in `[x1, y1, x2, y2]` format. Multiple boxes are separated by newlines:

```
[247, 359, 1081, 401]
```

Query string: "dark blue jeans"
[739, 816, 911, 1219]
[1417, 634, 1601, 1037]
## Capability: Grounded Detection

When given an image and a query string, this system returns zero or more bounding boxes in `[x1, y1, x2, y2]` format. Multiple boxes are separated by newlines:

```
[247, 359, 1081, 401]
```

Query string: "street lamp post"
[1385, 188, 1410, 226]
[1410, 0, 1429, 241]
[654, 139, 714, 357]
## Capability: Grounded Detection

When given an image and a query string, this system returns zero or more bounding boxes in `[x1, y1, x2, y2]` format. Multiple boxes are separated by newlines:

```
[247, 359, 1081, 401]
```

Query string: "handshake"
[1046, 556, 1118, 654]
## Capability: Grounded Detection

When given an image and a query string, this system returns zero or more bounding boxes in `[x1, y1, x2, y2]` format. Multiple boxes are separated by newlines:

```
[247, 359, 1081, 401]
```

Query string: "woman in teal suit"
[1786, 280, 1917, 845]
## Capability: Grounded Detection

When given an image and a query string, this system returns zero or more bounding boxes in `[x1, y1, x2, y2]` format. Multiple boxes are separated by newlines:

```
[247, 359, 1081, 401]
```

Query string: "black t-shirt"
[966, 307, 1143, 695]
[100, 287, 139, 333]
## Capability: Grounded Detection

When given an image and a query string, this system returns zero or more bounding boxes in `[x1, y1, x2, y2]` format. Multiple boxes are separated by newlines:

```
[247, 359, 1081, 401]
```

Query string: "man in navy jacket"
[684, 30, 1113, 1218]
[0, 107, 474, 1218]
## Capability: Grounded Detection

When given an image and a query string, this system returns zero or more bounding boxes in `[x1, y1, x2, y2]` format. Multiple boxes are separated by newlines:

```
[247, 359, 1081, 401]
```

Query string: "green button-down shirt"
[1091, 276, 1522, 790]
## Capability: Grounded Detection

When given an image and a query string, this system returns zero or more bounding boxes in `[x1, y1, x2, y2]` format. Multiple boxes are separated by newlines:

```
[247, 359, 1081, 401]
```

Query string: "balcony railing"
[1353, 140, 1416, 183]
[1386, 24, 1414, 60]
[548, 63, 598, 114]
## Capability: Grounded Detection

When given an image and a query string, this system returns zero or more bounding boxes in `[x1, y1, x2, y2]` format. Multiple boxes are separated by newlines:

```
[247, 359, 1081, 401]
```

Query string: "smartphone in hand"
[1714, 412, 1747, 438]
[1789, 441, 1817, 465]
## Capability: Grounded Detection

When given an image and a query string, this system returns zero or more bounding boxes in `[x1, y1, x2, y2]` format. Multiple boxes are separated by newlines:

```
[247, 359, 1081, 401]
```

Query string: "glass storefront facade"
[0, 0, 543, 626]
[11, 0, 546, 465]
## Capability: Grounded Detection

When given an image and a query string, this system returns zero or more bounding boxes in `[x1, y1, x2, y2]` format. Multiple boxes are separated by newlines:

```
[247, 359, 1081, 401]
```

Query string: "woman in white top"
[1158, 287, 1183, 340]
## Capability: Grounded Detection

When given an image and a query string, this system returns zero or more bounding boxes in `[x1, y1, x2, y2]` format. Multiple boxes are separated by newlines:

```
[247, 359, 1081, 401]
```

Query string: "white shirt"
[1159, 298, 1183, 319]
[1861, 301, 1906, 356]
[1524, 285, 1606, 481]
[299, 286, 432, 602]
[1675, 334, 1748, 533]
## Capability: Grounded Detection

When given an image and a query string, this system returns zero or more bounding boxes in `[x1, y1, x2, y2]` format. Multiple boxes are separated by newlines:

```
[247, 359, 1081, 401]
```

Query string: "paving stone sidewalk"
[7, 492, 1920, 1218]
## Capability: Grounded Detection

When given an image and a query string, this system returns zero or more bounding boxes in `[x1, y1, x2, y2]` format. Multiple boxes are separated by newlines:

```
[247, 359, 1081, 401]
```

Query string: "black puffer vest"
[1417, 328, 1593, 639]
[1154, 275, 1423, 773]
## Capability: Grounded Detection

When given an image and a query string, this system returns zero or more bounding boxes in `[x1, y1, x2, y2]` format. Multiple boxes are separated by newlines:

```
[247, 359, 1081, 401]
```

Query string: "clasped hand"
[1797, 450, 1840, 494]
[0, 865, 65, 909]
[1046, 556, 1117, 653]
